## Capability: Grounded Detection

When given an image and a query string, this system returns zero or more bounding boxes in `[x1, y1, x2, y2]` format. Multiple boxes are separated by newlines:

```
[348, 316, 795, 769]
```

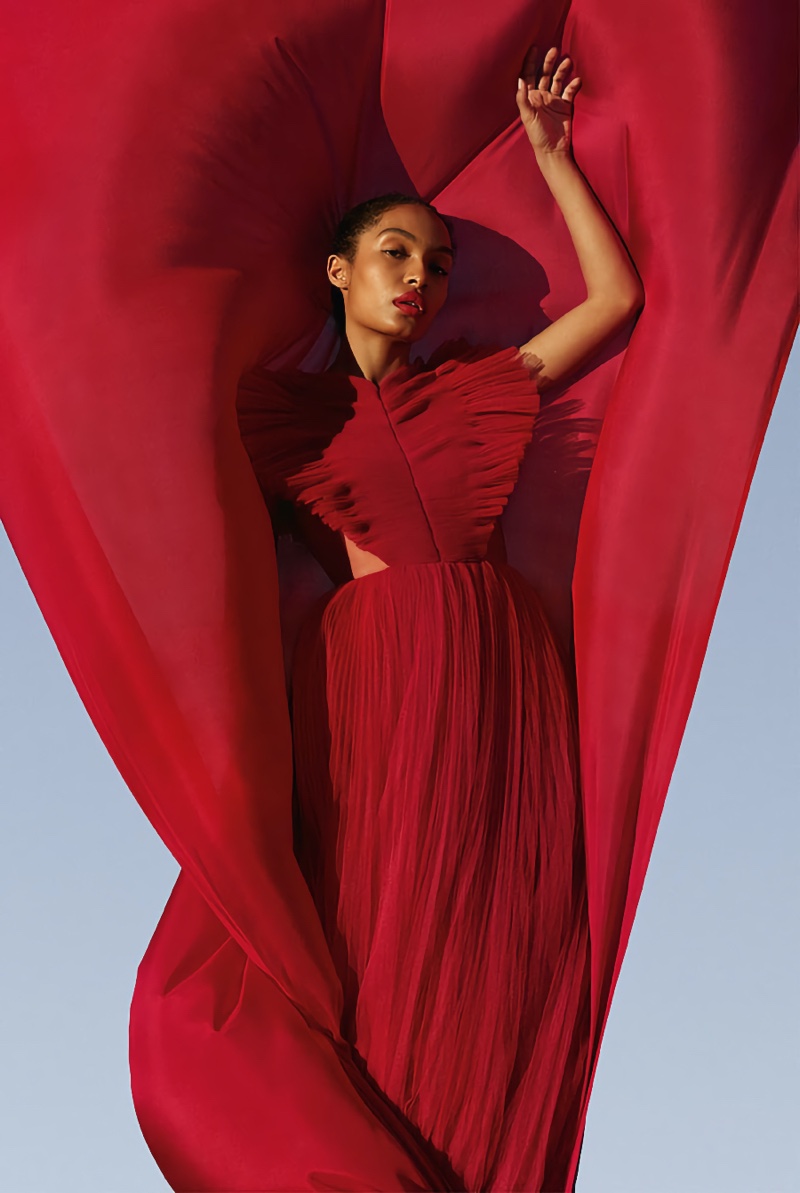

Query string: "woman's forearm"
[536, 149, 644, 309]
[513, 49, 644, 381]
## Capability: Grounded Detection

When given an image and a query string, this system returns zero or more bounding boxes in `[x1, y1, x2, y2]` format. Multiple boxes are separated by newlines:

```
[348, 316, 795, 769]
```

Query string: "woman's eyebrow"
[377, 227, 454, 257]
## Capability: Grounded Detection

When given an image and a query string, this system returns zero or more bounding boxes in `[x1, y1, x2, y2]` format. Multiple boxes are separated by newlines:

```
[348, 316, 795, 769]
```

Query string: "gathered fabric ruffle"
[237, 343, 540, 567]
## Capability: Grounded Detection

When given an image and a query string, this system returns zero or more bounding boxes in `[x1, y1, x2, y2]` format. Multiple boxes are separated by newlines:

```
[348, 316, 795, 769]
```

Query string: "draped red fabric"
[0, 1, 796, 1189]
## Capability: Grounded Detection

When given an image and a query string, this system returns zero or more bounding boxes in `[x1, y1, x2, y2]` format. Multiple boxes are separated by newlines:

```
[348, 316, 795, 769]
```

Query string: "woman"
[239, 45, 644, 1191]
[1, 0, 794, 1184]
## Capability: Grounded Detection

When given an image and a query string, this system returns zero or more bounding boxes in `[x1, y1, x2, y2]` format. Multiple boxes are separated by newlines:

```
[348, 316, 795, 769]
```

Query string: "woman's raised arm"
[515, 46, 645, 389]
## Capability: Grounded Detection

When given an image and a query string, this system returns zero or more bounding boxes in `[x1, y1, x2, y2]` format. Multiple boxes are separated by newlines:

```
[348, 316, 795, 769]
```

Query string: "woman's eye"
[383, 248, 448, 277]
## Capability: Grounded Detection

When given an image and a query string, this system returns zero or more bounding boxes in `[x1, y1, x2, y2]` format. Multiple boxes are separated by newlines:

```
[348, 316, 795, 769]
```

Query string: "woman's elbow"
[622, 284, 646, 315]
[591, 287, 645, 325]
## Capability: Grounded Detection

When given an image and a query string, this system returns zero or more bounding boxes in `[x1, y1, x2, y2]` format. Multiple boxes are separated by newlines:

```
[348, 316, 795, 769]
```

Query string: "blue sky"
[1, 339, 797, 1192]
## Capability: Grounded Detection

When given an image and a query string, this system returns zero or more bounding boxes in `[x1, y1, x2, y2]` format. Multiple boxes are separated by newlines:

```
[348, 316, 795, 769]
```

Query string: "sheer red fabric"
[0, 1, 796, 1190]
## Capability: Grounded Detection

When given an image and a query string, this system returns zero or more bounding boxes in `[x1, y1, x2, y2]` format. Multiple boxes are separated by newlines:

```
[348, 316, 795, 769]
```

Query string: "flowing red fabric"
[0, 1, 796, 1190]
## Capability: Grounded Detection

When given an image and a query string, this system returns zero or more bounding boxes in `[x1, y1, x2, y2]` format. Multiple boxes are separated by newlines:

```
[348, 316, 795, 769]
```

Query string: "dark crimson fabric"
[0, 1, 796, 1189]
[289, 557, 589, 1192]
[240, 345, 590, 1189]
[238, 344, 539, 566]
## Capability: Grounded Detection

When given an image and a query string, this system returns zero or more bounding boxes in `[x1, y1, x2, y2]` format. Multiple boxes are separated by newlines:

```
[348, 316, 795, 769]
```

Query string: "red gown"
[0, 1, 796, 1191]
[251, 342, 589, 1189]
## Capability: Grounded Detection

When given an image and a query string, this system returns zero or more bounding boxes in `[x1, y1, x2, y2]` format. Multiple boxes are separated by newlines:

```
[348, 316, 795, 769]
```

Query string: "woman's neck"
[329, 328, 413, 384]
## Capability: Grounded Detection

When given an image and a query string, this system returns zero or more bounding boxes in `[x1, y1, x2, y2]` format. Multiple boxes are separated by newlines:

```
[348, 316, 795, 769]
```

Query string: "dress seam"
[373, 380, 442, 558]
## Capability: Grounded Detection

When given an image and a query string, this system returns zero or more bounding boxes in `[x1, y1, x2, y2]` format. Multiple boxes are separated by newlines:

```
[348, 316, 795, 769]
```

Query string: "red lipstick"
[393, 290, 425, 317]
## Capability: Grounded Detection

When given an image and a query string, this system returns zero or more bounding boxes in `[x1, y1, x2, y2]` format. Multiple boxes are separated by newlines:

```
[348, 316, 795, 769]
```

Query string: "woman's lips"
[393, 298, 425, 317]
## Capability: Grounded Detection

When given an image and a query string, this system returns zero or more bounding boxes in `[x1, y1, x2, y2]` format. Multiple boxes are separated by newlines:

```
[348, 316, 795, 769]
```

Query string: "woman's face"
[328, 204, 453, 342]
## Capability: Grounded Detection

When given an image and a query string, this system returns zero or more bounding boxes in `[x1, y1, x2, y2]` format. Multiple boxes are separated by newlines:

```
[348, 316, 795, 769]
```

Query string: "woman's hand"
[516, 45, 582, 158]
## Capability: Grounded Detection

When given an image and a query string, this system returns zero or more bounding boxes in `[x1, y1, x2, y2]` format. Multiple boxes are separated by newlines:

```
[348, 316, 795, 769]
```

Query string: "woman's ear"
[327, 253, 349, 291]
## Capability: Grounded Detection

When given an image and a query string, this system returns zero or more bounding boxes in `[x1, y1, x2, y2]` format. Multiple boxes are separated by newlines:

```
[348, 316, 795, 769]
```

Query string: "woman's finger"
[563, 76, 582, 102]
[550, 55, 573, 97]
[538, 46, 559, 91]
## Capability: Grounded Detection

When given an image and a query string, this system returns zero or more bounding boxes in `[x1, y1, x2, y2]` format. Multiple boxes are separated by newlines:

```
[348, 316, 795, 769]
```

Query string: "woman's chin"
[391, 317, 435, 342]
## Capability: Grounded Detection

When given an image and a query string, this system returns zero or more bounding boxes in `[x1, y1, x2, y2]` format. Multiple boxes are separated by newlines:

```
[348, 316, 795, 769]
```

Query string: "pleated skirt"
[290, 559, 591, 1193]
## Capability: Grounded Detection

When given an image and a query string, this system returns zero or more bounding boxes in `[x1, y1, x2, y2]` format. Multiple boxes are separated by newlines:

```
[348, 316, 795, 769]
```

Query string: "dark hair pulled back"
[329, 193, 452, 334]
